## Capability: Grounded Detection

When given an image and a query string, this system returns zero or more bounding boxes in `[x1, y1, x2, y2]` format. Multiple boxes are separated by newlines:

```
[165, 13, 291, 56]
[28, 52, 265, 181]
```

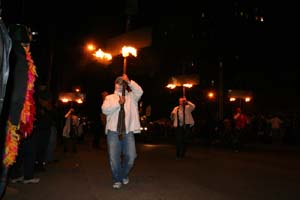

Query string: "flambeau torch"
[117, 46, 137, 140]
[93, 48, 112, 63]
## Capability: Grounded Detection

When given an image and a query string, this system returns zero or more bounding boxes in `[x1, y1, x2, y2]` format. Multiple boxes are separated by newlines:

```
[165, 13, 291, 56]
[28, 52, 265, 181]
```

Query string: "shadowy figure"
[232, 107, 248, 152]
[62, 108, 79, 153]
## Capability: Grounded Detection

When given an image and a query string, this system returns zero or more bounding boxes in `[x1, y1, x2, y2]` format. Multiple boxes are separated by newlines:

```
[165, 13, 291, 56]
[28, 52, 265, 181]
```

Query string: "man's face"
[115, 83, 123, 93]
[179, 98, 185, 105]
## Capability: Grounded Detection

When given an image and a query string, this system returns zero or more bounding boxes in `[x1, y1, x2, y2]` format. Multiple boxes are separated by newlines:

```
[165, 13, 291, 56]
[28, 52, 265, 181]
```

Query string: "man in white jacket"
[101, 74, 143, 189]
[171, 97, 195, 160]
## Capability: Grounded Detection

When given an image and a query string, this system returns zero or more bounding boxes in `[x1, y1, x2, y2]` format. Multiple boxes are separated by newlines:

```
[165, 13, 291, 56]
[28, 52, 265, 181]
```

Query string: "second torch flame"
[93, 49, 112, 61]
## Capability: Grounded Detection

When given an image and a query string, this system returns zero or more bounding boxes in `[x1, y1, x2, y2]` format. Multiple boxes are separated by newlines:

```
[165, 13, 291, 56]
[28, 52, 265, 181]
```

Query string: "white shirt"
[101, 80, 143, 134]
[171, 101, 196, 127]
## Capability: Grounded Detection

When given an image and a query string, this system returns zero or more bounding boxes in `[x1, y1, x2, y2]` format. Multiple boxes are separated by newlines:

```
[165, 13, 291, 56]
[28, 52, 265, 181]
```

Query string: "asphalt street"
[3, 135, 300, 200]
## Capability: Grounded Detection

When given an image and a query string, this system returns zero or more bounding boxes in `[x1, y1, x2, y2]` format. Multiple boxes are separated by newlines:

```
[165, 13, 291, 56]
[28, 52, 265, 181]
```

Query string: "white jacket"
[62, 115, 79, 138]
[101, 80, 143, 134]
[171, 101, 195, 128]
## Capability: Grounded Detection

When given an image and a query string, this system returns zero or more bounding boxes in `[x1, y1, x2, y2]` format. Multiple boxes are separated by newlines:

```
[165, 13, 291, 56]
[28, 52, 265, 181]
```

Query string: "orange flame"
[166, 84, 176, 89]
[93, 49, 112, 61]
[122, 46, 137, 57]
[183, 83, 193, 88]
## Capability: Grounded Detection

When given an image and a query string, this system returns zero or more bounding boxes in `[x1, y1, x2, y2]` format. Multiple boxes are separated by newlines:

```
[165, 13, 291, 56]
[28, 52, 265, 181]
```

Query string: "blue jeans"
[106, 130, 137, 183]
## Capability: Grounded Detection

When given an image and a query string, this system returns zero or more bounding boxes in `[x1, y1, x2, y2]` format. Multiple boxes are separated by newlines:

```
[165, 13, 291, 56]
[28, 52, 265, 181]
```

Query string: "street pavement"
[3, 134, 300, 200]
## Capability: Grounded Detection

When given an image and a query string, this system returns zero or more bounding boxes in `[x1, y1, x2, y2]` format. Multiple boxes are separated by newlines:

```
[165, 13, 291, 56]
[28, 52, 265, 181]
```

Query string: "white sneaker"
[10, 176, 24, 183]
[112, 182, 122, 189]
[23, 178, 40, 184]
[122, 178, 129, 185]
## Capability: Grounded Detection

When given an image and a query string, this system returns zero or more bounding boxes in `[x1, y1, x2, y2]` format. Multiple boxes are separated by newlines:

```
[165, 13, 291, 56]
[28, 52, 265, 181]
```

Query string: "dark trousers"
[63, 130, 77, 153]
[232, 128, 245, 151]
[175, 126, 192, 158]
[10, 131, 37, 180]
[36, 128, 51, 166]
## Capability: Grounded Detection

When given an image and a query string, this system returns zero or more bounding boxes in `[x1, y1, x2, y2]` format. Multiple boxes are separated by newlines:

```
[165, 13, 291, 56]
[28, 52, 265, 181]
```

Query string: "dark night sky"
[1, 0, 300, 118]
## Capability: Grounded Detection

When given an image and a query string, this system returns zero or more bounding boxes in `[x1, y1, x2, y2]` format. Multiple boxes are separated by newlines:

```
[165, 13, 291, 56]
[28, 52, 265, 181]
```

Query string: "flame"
[166, 84, 176, 89]
[122, 46, 137, 57]
[76, 99, 83, 104]
[93, 49, 112, 61]
[245, 97, 251, 102]
[183, 83, 193, 88]
[61, 98, 70, 103]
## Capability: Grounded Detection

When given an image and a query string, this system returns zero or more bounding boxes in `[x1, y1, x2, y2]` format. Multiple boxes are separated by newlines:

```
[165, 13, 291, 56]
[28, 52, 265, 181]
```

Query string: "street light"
[207, 91, 216, 99]
[86, 43, 96, 52]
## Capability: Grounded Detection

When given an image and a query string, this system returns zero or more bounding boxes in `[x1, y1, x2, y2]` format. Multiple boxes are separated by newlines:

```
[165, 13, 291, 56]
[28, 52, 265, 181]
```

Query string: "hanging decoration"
[19, 45, 37, 137]
[3, 121, 20, 167]
[3, 45, 37, 167]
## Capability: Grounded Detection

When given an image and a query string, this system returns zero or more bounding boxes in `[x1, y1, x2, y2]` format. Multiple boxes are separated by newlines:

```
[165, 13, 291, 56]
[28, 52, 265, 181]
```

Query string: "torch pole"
[117, 56, 127, 140]
[123, 56, 127, 74]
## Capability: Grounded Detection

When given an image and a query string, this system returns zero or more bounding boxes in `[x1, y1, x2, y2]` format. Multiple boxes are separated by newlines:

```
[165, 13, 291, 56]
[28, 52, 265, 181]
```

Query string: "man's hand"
[122, 74, 130, 84]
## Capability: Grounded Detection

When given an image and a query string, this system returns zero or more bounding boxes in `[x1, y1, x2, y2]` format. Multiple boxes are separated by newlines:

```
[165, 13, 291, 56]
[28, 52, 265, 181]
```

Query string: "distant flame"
[229, 97, 236, 102]
[245, 97, 251, 102]
[166, 84, 176, 89]
[122, 46, 137, 57]
[183, 83, 193, 88]
[93, 49, 112, 61]
[76, 99, 83, 104]
[61, 98, 70, 103]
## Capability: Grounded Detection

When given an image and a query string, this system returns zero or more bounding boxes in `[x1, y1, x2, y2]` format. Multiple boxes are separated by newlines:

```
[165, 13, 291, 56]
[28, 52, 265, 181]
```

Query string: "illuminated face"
[179, 98, 185, 105]
[115, 83, 123, 93]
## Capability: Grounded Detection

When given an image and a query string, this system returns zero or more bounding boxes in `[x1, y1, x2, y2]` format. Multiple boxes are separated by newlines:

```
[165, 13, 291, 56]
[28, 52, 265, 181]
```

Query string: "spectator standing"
[232, 107, 248, 152]
[268, 114, 283, 143]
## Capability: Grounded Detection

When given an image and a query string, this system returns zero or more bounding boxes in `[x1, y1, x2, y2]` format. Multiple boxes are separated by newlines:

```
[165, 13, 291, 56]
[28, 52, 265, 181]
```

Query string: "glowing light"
[61, 98, 70, 103]
[76, 99, 83, 104]
[183, 83, 193, 88]
[93, 49, 112, 61]
[230, 97, 236, 102]
[245, 97, 251, 102]
[260, 17, 264, 22]
[208, 92, 215, 98]
[166, 84, 176, 89]
[122, 46, 137, 57]
[86, 44, 96, 52]
[59, 92, 85, 104]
